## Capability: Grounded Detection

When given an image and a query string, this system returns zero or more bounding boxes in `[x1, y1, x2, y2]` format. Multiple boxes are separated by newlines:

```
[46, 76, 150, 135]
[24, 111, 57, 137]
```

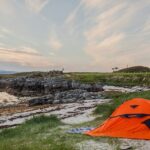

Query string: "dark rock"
[28, 94, 54, 106]
[0, 76, 104, 106]
[28, 89, 102, 106]
[93, 83, 104, 92]
[0, 76, 103, 96]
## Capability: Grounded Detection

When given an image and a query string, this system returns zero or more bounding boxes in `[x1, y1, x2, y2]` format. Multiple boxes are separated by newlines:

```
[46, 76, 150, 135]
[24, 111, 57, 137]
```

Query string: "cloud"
[0, 43, 5, 46]
[25, 0, 49, 13]
[81, 0, 105, 10]
[0, 27, 13, 37]
[85, 33, 125, 63]
[49, 52, 55, 56]
[143, 19, 150, 34]
[0, 0, 15, 15]
[65, 2, 82, 25]
[49, 36, 62, 51]
[64, 1, 83, 35]
[19, 47, 40, 55]
[0, 47, 53, 68]
[0, 26, 16, 41]
[82, 0, 150, 71]
[65, 9, 77, 26]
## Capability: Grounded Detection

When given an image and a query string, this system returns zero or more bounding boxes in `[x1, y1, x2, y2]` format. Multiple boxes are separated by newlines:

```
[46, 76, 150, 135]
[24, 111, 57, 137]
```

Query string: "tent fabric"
[85, 98, 150, 140]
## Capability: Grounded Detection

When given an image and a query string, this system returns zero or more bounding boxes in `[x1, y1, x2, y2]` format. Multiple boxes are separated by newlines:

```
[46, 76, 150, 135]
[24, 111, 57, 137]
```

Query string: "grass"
[94, 103, 115, 119]
[0, 71, 63, 79]
[0, 115, 121, 150]
[0, 115, 118, 150]
[0, 71, 150, 87]
[0, 115, 76, 150]
[117, 66, 150, 73]
[95, 90, 150, 118]
[68, 72, 150, 86]
[0, 91, 150, 150]
[25, 115, 60, 125]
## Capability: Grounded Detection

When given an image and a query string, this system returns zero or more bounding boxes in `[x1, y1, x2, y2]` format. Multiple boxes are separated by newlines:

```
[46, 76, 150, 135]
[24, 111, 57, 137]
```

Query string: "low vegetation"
[0, 115, 75, 150]
[0, 114, 118, 150]
[0, 69, 149, 149]
[0, 66, 150, 86]
[0, 91, 150, 150]
[0, 71, 64, 79]
[117, 66, 150, 73]
[95, 90, 150, 118]
[68, 72, 150, 86]
[0, 115, 121, 150]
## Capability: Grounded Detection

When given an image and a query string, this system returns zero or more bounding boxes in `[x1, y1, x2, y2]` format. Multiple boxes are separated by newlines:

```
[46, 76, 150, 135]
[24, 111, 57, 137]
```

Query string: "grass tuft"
[68, 72, 150, 86]
[94, 104, 115, 119]
[95, 90, 150, 118]
[25, 115, 60, 125]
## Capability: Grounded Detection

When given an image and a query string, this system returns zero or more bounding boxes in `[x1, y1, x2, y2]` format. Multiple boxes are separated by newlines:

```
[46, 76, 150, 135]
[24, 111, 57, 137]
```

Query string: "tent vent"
[130, 105, 139, 109]
[143, 119, 150, 128]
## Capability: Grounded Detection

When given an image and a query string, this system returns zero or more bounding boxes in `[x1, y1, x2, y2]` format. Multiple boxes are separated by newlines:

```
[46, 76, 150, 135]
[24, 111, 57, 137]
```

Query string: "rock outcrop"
[28, 89, 102, 106]
[0, 76, 103, 97]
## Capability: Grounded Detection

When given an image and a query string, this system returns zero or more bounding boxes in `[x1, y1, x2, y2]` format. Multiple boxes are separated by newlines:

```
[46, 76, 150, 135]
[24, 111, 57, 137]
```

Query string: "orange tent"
[86, 98, 150, 140]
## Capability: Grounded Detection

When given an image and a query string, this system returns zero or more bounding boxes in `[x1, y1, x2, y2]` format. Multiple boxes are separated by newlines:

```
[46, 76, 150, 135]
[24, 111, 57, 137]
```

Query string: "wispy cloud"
[64, 2, 82, 35]
[81, 0, 105, 10]
[0, 27, 13, 37]
[49, 36, 62, 51]
[0, 47, 53, 68]
[0, 43, 5, 46]
[25, 0, 49, 13]
[19, 47, 40, 55]
[143, 19, 150, 34]
[65, 2, 82, 25]
[82, 0, 150, 70]
[85, 33, 125, 64]
[0, 0, 149, 71]
[0, 0, 15, 15]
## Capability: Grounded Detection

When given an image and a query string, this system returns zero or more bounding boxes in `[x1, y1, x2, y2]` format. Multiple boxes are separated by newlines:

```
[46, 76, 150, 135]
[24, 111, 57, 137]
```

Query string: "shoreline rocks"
[28, 89, 102, 106]
[0, 76, 149, 107]
[0, 76, 104, 97]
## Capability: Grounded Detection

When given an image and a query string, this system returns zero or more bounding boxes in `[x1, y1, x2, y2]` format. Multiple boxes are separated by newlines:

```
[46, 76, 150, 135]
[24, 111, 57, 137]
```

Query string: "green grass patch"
[0, 114, 121, 150]
[25, 115, 60, 126]
[1, 91, 150, 150]
[0, 115, 76, 150]
[95, 90, 150, 118]
[94, 104, 115, 119]
[1, 72, 150, 86]
[67, 72, 150, 86]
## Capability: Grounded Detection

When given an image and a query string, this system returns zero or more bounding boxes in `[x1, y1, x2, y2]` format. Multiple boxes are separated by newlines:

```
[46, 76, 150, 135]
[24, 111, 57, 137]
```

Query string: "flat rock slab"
[103, 86, 150, 93]
[120, 139, 150, 150]
[0, 99, 111, 128]
[76, 140, 113, 150]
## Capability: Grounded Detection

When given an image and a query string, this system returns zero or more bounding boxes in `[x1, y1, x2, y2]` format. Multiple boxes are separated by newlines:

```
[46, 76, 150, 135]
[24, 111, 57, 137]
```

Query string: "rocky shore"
[0, 76, 103, 96]
[0, 76, 104, 106]
[0, 76, 149, 107]
[0, 75, 150, 149]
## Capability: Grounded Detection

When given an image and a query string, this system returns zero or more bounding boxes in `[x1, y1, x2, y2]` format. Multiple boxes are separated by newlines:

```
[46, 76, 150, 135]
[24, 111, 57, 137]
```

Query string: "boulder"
[28, 89, 102, 106]
[28, 94, 54, 106]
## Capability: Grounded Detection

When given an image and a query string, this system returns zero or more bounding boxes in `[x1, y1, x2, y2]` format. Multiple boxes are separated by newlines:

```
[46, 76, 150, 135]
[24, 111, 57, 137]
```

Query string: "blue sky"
[0, 0, 149, 72]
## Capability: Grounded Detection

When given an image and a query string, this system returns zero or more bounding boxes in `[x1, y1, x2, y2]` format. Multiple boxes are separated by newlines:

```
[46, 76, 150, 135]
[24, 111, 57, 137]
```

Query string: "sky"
[0, 0, 149, 72]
